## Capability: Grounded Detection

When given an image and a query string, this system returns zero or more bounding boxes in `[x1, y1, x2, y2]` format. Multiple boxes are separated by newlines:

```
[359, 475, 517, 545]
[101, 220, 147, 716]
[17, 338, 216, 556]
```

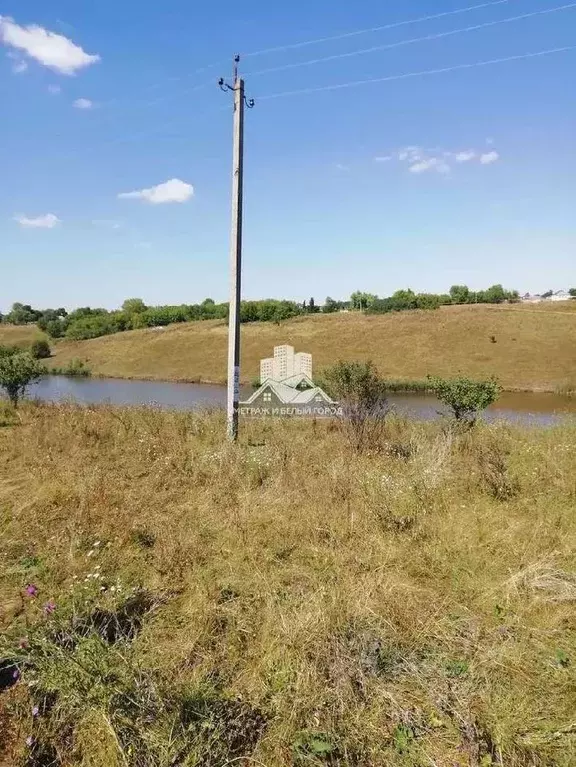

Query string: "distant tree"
[350, 291, 378, 311]
[44, 319, 67, 338]
[308, 297, 319, 314]
[415, 293, 441, 311]
[367, 298, 393, 314]
[389, 289, 417, 311]
[483, 284, 507, 304]
[65, 313, 128, 340]
[449, 285, 470, 304]
[0, 353, 43, 407]
[30, 339, 51, 359]
[66, 307, 108, 323]
[541, 290, 554, 299]
[121, 298, 147, 314]
[427, 375, 501, 426]
[6, 303, 41, 325]
[569, 288, 576, 297]
[322, 297, 339, 313]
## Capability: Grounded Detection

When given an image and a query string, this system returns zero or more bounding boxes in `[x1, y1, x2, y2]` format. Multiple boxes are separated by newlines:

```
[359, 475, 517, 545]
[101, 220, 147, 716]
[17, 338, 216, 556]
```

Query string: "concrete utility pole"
[219, 56, 255, 441]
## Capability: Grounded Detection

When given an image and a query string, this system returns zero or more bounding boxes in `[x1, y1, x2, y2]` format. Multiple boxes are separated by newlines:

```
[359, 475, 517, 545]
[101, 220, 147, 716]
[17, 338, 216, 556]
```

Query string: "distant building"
[260, 345, 312, 384]
[521, 293, 543, 303]
[245, 345, 338, 417]
[522, 290, 572, 303]
[549, 290, 571, 302]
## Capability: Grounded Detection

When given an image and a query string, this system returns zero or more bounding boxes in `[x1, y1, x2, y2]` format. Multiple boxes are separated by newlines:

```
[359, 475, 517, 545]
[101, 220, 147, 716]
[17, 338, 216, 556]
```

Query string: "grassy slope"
[48, 302, 576, 391]
[0, 325, 45, 347]
[0, 405, 575, 765]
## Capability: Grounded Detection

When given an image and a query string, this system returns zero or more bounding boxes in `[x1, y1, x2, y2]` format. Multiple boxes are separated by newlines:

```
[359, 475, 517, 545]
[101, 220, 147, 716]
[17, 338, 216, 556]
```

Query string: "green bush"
[320, 360, 389, 451]
[427, 374, 501, 425]
[0, 344, 19, 359]
[30, 339, 52, 359]
[0, 352, 44, 406]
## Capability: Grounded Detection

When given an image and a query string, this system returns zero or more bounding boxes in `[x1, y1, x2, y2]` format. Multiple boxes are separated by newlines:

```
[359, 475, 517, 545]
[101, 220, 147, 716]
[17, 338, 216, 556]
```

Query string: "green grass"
[0, 403, 575, 765]
[42, 302, 576, 392]
[381, 379, 431, 392]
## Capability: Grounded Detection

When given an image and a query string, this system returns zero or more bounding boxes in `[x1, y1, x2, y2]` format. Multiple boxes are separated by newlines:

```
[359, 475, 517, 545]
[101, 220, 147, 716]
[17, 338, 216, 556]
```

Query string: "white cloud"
[0, 16, 99, 75]
[73, 97, 93, 109]
[398, 146, 424, 162]
[14, 213, 61, 229]
[118, 178, 194, 205]
[382, 144, 500, 175]
[409, 157, 450, 175]
[47, 84, 61, 94]
[480, 151, 500, 165]
[334, 163, 349, 171]
[453, 150, 476, 163]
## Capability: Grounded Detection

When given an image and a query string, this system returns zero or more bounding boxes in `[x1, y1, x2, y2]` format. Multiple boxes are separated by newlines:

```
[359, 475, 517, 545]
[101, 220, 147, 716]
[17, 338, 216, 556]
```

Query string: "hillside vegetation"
[43, 303, 576, 392]
[0, 404, 575, 765]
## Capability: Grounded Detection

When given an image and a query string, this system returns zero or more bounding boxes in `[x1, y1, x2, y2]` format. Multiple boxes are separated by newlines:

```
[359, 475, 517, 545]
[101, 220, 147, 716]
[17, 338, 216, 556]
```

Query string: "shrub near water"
[0, 405, 575, 765]
[320, 360, 389, 452]
[30, 339, 52, 360]
[428, 374, 501, 425]
[0, 353, 43, 407]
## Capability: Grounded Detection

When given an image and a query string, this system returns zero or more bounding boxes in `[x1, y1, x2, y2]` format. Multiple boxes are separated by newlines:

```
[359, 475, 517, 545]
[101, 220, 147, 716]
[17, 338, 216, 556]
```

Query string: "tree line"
[0, 298, 306, 340]
[0, 283, 558, 342]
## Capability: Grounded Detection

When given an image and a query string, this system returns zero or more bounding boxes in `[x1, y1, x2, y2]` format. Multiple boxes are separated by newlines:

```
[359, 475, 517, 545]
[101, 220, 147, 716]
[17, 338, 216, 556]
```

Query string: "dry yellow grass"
[47, 302, 576, 391]
[0, 325, 45, 347]
[0, 404, 575, 765]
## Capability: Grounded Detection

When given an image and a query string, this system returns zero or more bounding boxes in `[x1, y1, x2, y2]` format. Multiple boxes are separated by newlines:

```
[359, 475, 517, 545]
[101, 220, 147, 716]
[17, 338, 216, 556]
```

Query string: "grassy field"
[1, 403, 575, 765]
[1, 302, 575, 391]
[0, 325, 44, 347]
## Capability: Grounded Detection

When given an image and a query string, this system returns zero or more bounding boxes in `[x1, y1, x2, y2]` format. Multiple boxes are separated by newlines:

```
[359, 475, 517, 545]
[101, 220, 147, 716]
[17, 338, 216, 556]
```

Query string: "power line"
[125, 0, 516, 103]
[247, 2, 576, 77]
[257, 45, 576, 100]
[242, 0, 517, 57]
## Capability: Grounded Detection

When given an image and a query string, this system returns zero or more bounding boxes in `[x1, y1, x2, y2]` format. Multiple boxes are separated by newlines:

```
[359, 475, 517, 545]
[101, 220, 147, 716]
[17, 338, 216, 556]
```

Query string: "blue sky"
[1, 0, 575, 311]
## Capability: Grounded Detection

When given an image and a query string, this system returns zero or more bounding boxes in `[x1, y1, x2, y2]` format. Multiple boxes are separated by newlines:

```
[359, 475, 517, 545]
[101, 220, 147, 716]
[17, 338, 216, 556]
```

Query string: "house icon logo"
[239, 345, 341, 417]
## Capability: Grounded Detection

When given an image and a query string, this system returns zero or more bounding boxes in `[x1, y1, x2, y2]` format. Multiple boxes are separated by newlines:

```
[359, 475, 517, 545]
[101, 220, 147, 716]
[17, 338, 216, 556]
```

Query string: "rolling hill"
[15, 302, 570, 392]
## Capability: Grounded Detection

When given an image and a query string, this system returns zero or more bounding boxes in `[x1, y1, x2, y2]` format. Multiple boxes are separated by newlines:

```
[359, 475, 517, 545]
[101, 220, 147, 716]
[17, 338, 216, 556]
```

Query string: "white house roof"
[242, 378, 335, 405]
[279, 373, 316, 388]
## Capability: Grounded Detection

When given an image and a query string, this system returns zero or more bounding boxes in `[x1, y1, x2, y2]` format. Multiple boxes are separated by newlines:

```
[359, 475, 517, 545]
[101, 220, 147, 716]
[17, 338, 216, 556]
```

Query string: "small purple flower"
[12, 667, 20, 680]
[25, 584, 38, 598]
[26, 736, 34, 748]
[18, 637, 29, 649]
[32, 706, 39, 717]
[43, 599, 56, 615]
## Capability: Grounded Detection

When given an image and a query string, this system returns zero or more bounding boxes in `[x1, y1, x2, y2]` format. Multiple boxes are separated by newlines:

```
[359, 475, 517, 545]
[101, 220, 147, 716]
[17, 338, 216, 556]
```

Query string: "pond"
[23, 376, 576, 427]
